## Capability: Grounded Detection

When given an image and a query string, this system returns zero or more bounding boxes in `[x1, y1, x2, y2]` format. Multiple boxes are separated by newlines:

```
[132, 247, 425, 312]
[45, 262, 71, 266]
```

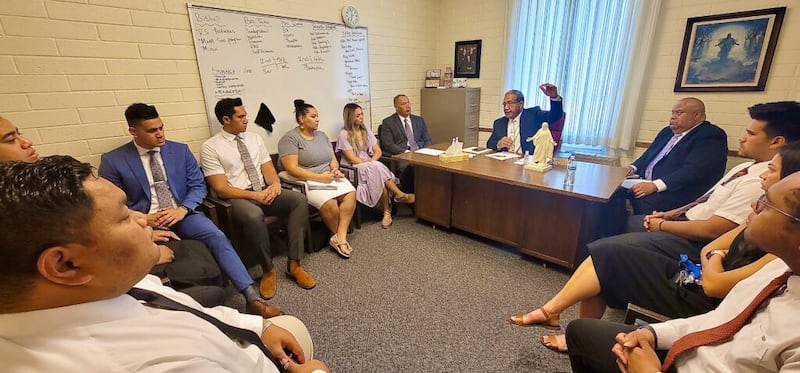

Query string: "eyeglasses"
[502, 100, 521, 107]
[755, 195, 800, 223]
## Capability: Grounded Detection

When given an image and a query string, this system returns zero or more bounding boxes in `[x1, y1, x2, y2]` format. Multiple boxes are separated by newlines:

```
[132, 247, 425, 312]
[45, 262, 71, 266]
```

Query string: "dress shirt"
[0, 274, 277, 372]
[685, 161, 766, 225]
[133, 142, 177, 213]
[631, 123, 699, 192]
[506, 112, 522, 154]
[651, 259, 800, 371]
[201, 130, 272, 190]
[398, 114, 414, 148]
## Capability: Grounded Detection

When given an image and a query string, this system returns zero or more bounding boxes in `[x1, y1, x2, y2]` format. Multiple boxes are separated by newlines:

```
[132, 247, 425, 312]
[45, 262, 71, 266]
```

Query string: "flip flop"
[508, 307, 561, 330]
[329, 234, 351, 259]
[381, 212, 393, 229]
[540, 334, 568, 354]
[393, 193, 415, 204]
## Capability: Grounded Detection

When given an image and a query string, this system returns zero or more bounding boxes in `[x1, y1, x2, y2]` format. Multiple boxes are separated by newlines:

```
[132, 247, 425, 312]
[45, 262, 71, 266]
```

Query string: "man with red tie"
[565, 170, 800, 373]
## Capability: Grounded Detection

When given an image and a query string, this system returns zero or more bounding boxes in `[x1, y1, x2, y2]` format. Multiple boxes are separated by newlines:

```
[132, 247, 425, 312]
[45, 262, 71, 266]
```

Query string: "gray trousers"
[226, 189, 308, 271]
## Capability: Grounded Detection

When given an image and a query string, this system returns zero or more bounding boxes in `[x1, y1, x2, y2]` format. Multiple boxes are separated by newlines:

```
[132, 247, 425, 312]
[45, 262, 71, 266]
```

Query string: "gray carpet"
[232, 207, 624, 372]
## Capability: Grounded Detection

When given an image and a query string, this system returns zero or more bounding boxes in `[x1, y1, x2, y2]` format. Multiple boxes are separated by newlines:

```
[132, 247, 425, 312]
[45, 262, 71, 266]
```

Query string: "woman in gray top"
[278, 99, 356, 259]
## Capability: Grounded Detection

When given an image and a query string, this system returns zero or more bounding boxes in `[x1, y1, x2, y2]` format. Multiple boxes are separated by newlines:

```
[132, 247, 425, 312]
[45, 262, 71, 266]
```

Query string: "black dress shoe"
[245, 299, 284, 318]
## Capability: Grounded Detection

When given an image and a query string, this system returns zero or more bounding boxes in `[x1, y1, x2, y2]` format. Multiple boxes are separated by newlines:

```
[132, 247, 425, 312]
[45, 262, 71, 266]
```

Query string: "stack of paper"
[307, 180, 337, 190]
[485, 152, 520, 161]
[463, 146, 492, 155]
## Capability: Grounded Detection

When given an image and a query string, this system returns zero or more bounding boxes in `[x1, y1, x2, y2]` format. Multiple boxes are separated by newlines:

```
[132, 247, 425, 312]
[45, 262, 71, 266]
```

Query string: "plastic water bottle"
[523, 151, 531, 165]
[564, 154, 577, 186]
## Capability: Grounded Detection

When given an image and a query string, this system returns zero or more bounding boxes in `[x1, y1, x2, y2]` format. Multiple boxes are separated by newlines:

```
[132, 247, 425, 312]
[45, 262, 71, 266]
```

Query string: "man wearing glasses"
[486, 83, 563, 154]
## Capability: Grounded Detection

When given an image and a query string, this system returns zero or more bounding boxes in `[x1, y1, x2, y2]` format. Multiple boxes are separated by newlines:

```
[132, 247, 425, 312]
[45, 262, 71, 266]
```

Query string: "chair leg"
[355, 203, 362, 229]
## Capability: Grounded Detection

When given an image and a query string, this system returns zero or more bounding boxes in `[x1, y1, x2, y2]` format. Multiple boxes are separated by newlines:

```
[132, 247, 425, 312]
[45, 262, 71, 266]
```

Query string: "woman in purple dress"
[337, 103, 415, 228]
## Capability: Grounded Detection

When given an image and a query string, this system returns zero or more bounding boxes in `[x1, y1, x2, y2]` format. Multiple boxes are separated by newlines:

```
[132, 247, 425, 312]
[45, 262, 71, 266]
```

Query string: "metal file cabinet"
[420, 87, 480, 147]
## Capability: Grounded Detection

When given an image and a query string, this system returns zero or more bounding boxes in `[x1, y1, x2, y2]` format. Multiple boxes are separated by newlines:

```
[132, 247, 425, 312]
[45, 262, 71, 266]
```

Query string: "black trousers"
[566, 319, 672, 373]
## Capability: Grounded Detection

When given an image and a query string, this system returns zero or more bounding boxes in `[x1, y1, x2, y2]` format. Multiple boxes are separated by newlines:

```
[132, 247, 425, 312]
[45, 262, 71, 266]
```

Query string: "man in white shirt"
[565, 170, 800, 373]
[486, 84, 563, 154]
[0, 155, 328, 372]
[201, 98, 316, 296]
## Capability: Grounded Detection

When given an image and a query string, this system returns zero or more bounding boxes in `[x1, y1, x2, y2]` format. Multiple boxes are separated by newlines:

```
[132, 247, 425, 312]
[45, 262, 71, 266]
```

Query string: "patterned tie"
[404, 118, 418, 151]
[644, 134, 682, 180]
[128, 287, 286, 373]
[661, 271, 792, 371]
[148, 150, 174, 209]
[671, 165, 750, 217]
[235, 136, 263, 191]
[510, 119, 520, 153]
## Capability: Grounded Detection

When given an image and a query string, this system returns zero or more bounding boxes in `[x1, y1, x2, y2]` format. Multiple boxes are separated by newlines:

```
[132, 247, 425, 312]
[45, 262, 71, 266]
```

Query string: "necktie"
[404, 118, 418, 151]
[128, 287, 286, 373]
[235, 136, 263, 191]
[148, 150, 174, 209]
[671, 165, 750, 217]
[509, 119, 520, 153]
[644, 134, 682, 180]
[661, 271, 792, 371]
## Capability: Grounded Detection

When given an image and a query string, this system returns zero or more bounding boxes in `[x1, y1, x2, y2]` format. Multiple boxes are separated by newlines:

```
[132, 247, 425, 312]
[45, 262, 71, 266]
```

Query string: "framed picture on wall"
[674, 7, 786, 92]
[454, 40, 481, 79]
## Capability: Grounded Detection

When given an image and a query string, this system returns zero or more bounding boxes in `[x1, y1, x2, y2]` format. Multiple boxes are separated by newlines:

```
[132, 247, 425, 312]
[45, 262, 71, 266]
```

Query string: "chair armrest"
[280, 178, 308, 195]
[203, 195, 233, 237]
[197, 199, 218, 227]
[339, 164, 359, 186]
[624, 303, 671, 326]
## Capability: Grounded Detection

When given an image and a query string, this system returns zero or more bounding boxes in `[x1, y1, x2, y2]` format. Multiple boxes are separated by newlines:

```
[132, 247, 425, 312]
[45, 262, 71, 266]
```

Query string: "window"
[504, 0, 661, 149]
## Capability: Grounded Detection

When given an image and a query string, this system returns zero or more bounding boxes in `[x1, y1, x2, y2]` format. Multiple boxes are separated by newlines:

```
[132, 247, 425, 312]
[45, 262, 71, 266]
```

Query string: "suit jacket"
[631, 121, 728, 210]
[487, 99, 563, 153]
[98, 140, 207, 213]
[379, 113, 432, 155]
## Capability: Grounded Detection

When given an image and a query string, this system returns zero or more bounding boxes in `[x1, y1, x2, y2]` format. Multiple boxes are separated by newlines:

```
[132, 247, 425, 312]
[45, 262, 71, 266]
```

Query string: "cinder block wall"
[0, 0, 438, 165]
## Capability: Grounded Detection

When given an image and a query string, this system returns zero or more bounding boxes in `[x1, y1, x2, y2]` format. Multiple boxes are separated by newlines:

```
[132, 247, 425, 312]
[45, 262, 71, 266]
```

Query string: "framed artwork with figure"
[454, 40, 481, 79]
[674, 7, 785, 92]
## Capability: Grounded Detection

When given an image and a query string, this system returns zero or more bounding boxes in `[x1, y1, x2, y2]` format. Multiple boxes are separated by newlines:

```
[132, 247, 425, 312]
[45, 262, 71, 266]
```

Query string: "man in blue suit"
[625, 97, 728, 214]
[98, 103, 283, 319]
[379, 94, 433, 192]
[487, 83, 563, 154]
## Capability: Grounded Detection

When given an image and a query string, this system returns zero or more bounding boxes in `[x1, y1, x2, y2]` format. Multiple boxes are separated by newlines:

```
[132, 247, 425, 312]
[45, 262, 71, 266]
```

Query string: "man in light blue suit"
[487, 84, 563, 154]
[98, 103, 283, 319]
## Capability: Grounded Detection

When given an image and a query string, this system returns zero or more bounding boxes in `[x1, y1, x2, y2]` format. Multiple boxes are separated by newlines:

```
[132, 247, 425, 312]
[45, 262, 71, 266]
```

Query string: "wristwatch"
[705, 250, 727, 260]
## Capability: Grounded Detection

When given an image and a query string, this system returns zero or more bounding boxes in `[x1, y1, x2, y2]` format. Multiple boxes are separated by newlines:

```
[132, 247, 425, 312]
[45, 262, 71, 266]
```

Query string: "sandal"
[381, 211, 393, 229]
[540, 334, 568, 354]
[508, 307, 561, 329]
[393, 193, 415, 204]
[329, 234, 351, 259]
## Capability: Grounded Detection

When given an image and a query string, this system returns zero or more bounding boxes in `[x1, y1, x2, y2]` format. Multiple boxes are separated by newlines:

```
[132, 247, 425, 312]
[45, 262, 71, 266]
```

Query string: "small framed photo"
[674, 7, 786, 92]
[426, 69, 441, 79]
[454, 40, 481, 79]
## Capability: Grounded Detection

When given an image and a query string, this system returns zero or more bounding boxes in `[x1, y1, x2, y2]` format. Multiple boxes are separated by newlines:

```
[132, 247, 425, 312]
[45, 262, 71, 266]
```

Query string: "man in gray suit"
[379, 94, 432, 192]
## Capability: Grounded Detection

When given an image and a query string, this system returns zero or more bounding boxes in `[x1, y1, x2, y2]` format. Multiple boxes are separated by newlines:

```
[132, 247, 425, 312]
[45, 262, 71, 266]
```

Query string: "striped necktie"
[661, 271, 792, 370]
[148, 150, 174, 209]
[671, 165, 750, 217]
[235, 135, 263, 191]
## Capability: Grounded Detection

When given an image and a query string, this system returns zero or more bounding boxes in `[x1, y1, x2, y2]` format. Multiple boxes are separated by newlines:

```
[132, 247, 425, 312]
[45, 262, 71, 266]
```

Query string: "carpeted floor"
[230, 207, 624, 372]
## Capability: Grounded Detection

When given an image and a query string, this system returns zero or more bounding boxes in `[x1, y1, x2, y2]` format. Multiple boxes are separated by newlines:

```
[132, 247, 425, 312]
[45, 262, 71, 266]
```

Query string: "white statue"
[528, 122, 557, 164]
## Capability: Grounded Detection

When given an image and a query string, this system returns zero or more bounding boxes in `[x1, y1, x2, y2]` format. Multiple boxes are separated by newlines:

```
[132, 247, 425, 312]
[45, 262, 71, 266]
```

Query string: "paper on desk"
[621, 179, 649, 189]
[485, 152, 521, 161]
[414, 148, 445, 156]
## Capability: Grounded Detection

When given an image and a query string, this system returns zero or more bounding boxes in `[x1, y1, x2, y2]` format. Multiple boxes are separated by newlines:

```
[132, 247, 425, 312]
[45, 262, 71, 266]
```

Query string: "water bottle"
[564, 154, 576, 186]
[523, 150, 531, 165]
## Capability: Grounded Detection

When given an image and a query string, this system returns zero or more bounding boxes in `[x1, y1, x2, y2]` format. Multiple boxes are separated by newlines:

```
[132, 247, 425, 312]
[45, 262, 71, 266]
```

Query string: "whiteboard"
[188, 4, 371, 151]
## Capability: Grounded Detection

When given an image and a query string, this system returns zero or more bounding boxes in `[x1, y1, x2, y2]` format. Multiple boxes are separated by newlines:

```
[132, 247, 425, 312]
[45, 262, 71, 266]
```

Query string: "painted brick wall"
[0, 0, 437, 165]
[638, 0, 800, 150]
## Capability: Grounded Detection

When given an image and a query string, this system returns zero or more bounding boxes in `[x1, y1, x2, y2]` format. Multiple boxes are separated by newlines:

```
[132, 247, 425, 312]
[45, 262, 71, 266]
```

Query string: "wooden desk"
[394, 147, 628, 268]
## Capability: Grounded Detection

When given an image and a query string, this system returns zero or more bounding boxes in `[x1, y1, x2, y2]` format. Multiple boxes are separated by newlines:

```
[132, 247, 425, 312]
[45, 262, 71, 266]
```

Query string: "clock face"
[342, 6, 359, 27]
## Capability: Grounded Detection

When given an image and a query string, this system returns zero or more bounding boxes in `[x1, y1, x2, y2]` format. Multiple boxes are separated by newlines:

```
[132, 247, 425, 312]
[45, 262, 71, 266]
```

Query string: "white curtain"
[504, 0, 661, 150]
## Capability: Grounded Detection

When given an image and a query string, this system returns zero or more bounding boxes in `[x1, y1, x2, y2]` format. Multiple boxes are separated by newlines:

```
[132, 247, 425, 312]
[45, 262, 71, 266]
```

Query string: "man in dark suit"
[98, 103, 283, 319]
[379, 94, 432, 192]
[487, 83, 563, 154]
[625, 97, 728, 214]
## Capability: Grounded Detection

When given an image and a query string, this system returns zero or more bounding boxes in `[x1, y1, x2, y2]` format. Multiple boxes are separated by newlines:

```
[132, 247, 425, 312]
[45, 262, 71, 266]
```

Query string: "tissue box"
[438, 153, 469, 163]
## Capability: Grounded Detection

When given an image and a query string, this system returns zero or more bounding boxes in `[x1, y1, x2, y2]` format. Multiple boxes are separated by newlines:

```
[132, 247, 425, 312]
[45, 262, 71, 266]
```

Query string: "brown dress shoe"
[288, 265, 316, 289]
[260, 269, 277, 299]
[245, 299, 284, 319]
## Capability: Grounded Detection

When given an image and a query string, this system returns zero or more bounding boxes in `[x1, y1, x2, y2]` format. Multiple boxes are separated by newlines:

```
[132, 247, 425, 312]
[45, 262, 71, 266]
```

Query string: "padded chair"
[549, 112, 566, 152]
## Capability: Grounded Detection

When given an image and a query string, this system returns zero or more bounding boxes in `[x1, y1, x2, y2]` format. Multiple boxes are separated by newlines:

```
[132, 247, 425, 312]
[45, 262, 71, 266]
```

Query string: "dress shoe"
[245, 298, 284, 319]
[260, 269, 277, 299]
[288, 265, 316, 289]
